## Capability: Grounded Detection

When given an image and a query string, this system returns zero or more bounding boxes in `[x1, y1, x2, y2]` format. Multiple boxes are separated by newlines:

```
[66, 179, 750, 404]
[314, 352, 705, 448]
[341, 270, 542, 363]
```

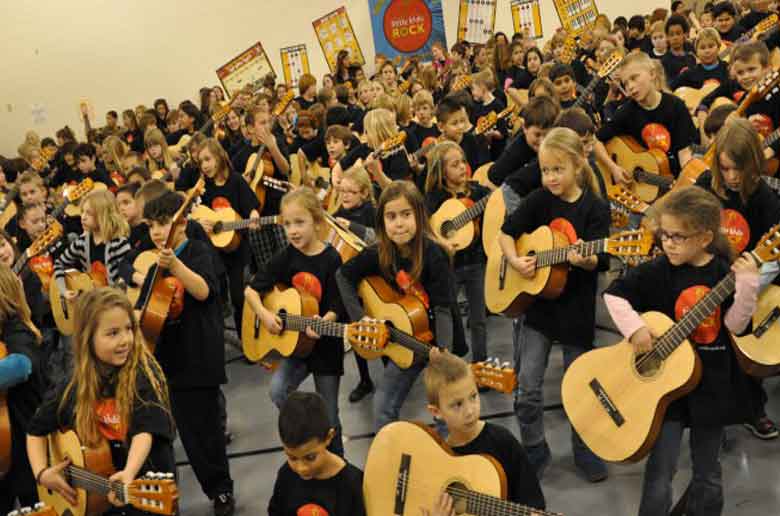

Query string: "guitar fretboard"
[216, 215, 279, 233]
[633, 169, 674, 189]
[280, 313, 346, 339]
[66, 465, 126, 503]
[446, 195, 490, 233]
[535, 239, 607, 268]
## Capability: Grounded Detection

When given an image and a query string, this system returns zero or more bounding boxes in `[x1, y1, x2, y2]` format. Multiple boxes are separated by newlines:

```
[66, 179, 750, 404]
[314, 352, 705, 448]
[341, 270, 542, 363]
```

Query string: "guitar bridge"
[499, 256, 507, 290]
[589, 378, 625, 427]
[394, 454, 411, 515]
[754, 306, 780, 338]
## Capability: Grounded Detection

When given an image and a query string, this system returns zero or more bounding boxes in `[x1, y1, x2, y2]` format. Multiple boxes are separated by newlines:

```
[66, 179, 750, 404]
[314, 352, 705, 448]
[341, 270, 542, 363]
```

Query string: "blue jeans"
[455, 263, 488, 362]
[269, 357, 343, 455]
[639, 421, 724, 516]
[512, 320, 600, 463]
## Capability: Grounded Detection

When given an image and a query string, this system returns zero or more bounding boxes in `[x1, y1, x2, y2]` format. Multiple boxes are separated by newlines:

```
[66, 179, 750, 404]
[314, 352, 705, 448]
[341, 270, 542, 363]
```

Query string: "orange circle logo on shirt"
[732, 90, 746, 103]
[292, 272, 323, 303]
[750, 114, 774, 138]
[641, 123, 671, 153]
[297, 504, 330, 516]
[550, 217, 578, 244]
[674, 285, 721, 345]
[720, 209, 750, 254]
[211, 196, 232, 210]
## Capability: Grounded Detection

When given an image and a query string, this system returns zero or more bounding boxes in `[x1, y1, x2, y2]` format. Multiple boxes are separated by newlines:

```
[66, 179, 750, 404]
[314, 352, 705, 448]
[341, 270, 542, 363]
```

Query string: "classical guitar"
[190, 204, 279, 252]
[607, 184, 650, 217]
[364, 421, 564, 516]
[7, 503, 58, 516]
[599, 136, 673, 202]
[449, 74, 472, 92]
[485, 227, 654, 317]
[674, 82, 720, 116]
[720, 14, 779, 62]
[138, 178, 205, 344]
[761, 125, 780, 176]
[474, 105, 517, 136]
[481, 187, 509, 254]
[39, 430, 178, 516]
[50, 271, 99, 336]
[0, 342, 10, 479]
[471, 358, 517, 394]
[0, 187, 19, 229]
[561, 224, 780, 463]
[730, 284, 780, 377]
[430, 195, 490, 252]
[241, 286, 388, 363]
[52, 177, 107, 220]
[12, 220, 64, 291]
[571, 49, 625, 112]
[320, 212, 367, 264]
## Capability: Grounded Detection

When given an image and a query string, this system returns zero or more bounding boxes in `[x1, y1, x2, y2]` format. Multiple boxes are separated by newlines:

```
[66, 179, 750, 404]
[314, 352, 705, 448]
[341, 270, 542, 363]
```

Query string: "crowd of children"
[1, 1, 780, 515]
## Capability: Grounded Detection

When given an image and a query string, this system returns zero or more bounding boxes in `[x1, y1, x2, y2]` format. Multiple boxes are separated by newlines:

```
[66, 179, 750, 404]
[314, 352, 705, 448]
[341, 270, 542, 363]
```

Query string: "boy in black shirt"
[670, 28, 729, 90]
[661, 15, 697, 84]
[627, 15, 653, 54]
[410, 90, 441, 146]
[72, 142, 114, 188]
[436, 97, 491, 175]
[470, 70, 508, 160]
[295, 73, 318, 111]
[268, 392, 365, 516]
[423, 350, 546, 511]
[712, 1, 746, 42]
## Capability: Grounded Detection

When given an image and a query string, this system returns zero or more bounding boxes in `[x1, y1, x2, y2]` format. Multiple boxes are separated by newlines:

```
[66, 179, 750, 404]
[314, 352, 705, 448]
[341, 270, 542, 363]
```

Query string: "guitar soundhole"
[445, 481, 469, 515]
[213, 221, 223, 233]
[440, 221, 454, 238]
[634, 352, 662, 377]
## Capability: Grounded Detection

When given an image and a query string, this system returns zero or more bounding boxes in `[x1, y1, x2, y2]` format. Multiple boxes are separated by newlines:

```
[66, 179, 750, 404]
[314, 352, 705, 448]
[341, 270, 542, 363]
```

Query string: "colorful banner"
[280, 45, 311, 89]
[368, 0, 446, 63]
[511, 0, 543, 39]
[313, 7, 366, 73]
[457, 0, 497, 44]
[553, 0, 599, 36]
[216, 42, 275, 98]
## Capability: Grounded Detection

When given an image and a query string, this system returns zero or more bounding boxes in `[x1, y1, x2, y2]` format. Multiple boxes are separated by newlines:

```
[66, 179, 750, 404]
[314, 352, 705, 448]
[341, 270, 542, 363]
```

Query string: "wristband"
[35, 466, 49, 485]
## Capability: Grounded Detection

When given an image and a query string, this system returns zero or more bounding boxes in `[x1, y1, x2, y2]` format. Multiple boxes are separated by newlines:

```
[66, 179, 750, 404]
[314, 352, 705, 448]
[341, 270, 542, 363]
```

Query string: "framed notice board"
[216, 42, 275, 98]
[511, 0, 543, 39]
[280, 45, 311, 89]
[553, 0, 599, 36]
[456, 0, 497, 44]
[313, 6, 366, 73]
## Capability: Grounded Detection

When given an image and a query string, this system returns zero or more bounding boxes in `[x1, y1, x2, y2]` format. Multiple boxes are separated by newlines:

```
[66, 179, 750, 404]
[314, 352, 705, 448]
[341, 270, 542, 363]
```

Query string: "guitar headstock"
[754, 14, 778, 36]
[621, 246, 664, 267]
[7, 503, 58, 516]
[399, 79, 411, 93]
[272, 90, 295, 117]
[27, 220, 63, 258]
[345, 319, 389, 353]
[752, 224, 780, 264]
[450, 74, 472, 92]
[378, 132, 408, 158]
[607, 184, 649, 214]
[752, 69, 780, 104]
[64, 178, 95, 203]
[471, 358, 517, 394]
[598, 49, 625, 79]
[610, 205, 630, 228]
[127, 472, 179, 515]
[475, 112, 498, 135]
[606, 228, 654, 257]
[262, 176, 293, 193]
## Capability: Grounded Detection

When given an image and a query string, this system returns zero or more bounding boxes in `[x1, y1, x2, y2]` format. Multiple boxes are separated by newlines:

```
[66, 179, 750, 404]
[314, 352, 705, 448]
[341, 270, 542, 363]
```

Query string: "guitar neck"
[388, 326, 432, 359]
[633, 169, 674, 189]
[50, 199, 70, 221]
[573, 76, 601, 110]
[763, 127, 780, 150]
[218, 215, 279, 233]
[450, 195, 490, 231]
[763, 175, 780, 194]
[11, 251, 29, 276]
[535, 239, 606, 267]
[444, 484, 559, 515]
[249, 145, 267, 176]
[66, 465, 126, 503]
[281, 313, 345, 339]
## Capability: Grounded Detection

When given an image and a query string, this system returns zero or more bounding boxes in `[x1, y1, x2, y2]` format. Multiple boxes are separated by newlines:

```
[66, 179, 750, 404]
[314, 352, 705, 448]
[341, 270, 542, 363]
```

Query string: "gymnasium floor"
[175, 283, 780, 515]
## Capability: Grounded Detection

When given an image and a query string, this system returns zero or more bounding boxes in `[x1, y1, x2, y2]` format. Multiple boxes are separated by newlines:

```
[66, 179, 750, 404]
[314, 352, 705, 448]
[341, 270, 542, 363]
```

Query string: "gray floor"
[176, 297, 780, 515]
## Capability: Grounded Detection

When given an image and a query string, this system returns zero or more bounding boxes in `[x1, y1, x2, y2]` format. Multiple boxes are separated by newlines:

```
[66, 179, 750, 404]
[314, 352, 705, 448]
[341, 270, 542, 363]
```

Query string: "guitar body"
[319, 219, 364, 263]
[357, 276, 430, 368]
[241, 285, 318, 362]
[562, 311, 702, 463]
[674, 83, 719, 114]
[0, 342, 10, 478]
[39, 430, 115, 516]
[673, 158, 709, 191]
[471, 162, 494, 188]
[363, 421, 506, 516]
[430, 198, 477, 251]
[191, 205, 241, 252]
[603, 136, 672, 202]
[767, 157, 778, 177]
[127, 251, 158, 307]
[484, 226, 569, 317]
[246, 153, 270, 211]
[50, 271, 95, 335]
[481, 188, 506, 255]
[168, 134, 192, 158]
[730, 285, 780, 377]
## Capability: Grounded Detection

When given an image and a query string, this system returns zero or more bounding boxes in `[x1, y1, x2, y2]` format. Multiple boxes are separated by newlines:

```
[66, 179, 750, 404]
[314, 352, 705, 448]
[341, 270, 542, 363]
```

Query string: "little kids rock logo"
[370, 0, 446, 61]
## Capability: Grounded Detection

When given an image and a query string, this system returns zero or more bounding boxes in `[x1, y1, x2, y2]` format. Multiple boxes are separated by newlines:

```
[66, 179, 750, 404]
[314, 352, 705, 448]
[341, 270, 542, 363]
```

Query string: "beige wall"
[1, 0, 659, 156]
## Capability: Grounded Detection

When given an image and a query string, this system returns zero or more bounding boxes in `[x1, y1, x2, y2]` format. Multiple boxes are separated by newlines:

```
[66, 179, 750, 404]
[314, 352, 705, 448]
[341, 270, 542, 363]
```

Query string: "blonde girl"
[144, 127, 176, 177]
[28, 288, 174, 508]
[363, 108, 412, 186]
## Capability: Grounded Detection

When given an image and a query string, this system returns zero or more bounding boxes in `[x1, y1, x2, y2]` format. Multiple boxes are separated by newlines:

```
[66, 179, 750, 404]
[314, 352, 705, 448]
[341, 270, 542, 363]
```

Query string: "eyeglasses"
[340, 189, 362, 196]
[658, 230, 699, 244]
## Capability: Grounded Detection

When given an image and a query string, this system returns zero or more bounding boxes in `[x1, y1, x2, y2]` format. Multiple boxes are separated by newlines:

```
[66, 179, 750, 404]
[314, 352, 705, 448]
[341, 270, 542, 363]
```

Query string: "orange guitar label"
[641, 123, 671, 153]
[749, 113, 774, 138]
[550, 217, 577, 244]
[292, 272, 323, 304]
[29, 255, 53, 289]
[396, 269, 430, 311]
[94, 398, 127, 441]
[211, 196, 232, 210]
[720, 209, 750, 254]
[297, 504, 329, 516]
[674, 285, 721, 345]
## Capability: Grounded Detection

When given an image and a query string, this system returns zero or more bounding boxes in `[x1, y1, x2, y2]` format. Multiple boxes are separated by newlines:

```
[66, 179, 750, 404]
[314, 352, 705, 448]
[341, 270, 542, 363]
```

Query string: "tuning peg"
[33, 504, 44, 510]
[8, 510, 20, 516]
[164, 472, 174, 479]
[19, 508, 32, 515]
[501, 361, 511, 369]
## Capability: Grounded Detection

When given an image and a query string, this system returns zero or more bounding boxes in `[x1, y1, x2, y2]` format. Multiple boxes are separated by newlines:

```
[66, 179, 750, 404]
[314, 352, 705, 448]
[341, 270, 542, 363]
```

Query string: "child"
[6, 171, 49, 246]
[436, 97, 490, 175]
[423, 350, 545, 510]
[116, 182, 144, 248]
[73, 142, 114, 188]
[324, 124, 354, 170]
[487, 95, 560, 188]
[296, 73, 318, 111]
[505, 41, 535, 90]
[54, 189, 130, 296]
[122, 109, 145, 153]
[425, 142, 489, 365]
[0, 230, 47, 336]
[410, 90, 441, 146]
[549, 64, 594, 118]
[0, 264, 46, 514]
[670, 28, 728, 90]
[268, 391, 365, 515]
[336, 181, 455, 432]
[649, 20, 668, 59]
[603, 186, 759, 515]
[712, 1, 746, 42]
[627, 15, 652, 54]
[694, 117, 780, 439]
[661, 14, 697, 84]
[596, 52, 697, 182]
[144, 127, 177, 180]
[498, 127, 609, 481]
[470, 70, 508, 160]
[245, 187, 346, 454]
[27, 288, 175, 513]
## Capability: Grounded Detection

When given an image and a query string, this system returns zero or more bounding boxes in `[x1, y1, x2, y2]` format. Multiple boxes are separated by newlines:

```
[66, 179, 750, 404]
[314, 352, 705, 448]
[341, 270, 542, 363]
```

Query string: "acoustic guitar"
[241, 285, 389, 363]
[675, 82, 719, 116]
[761, 126, 780, 176]
[470, 162, 494, 189]
[430, 195, 490, 252]
[561, 224, 780, 463]
[474, 105, 517, 136]
[600, 136, 673, 202]
[53, 177, 107, 219]
[730, 285, 780, 377]
[571, 49, 625, 113]
[719, 14, 779, 63]
[190, 204, 280, 252]
[50, 271, 99, 336]
[12, 220, 64, 292]
[364, 421, 564, 516]
[0, 342, 10, 479]
[485, 227, 653, 317]
[481, 187, 508, 255]
[7, 503, 58, 516]
[471, 358, 517, 394]
[39, 430, 178, 516]
[320, 212, 367, 264]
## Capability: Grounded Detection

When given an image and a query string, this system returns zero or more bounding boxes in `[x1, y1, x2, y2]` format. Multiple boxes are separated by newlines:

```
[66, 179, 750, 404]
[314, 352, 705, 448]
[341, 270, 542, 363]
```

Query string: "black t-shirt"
[627, 35, 653, 54]
[294, 96, 317, 111]
[268, 461, 365, 516]
[408, 122, 441, 146]
[297, 134, 330, 166]
[488, 133, 537, 186]
[741, 9, 771, 31]
[201, 172, 262, 245]
[604, 254, 752, 426]
[124, 129, 144, 153]
[504, 65, 534, 90]
[458, 132, 491, 174]
[249, 244, 345, 375]
[501, 188, 610, 347]
[231, 138, 289, 216]
[671, 61, 730, 90]
[340, 142, 412, 182]
[662, 52, 698, 87]
[597, 92, 698, 175]
[136, 239, 227, 389]
[695, 170, 780, 254]
[425, 182, 490, 268]
[451, 423, 546, 510]
[333, 202, 376, 242]
[718, 24, 746, 43]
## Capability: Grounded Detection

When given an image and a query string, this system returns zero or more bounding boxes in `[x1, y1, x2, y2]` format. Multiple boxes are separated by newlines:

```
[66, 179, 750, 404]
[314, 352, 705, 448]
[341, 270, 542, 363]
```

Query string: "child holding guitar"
[0, 264, 46, 514]
[694, 118, 780, 439]
[671, 28, 728, 91]
[336, 180, 455, 432]
[245, 187, 346, 454]
[27, 288, 175, 514]
[425, 142, 490, 364]
[603, 186, 759, 516]
[497, 127, 610, 482]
